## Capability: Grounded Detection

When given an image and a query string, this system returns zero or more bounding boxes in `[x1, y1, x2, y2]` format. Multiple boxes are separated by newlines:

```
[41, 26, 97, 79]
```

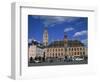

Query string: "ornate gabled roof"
[28, 40, 45, 49]
[67, 40, 84, 47]
[47, 41, 64, 47]
[47, 40, 84, 48]
[28, 39, 85, 48]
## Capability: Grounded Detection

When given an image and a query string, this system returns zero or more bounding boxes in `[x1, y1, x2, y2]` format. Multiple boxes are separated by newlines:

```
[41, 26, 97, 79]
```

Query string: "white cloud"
[41, 16, 67, 27]
[28, 38, 35, 43]
[64, 27, 74, 32]
[73, 30, 87, 37]
[28, 39, 33, 43]
[81, 39, 88, 46]
[32, 16, 79, 27]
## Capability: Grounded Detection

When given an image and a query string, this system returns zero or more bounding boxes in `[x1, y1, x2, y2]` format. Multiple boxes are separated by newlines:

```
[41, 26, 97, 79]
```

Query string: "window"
[56, 49, 57, 51]
[61, 49, 63, 51]
[56, 53, 57, 57]
[80, 52, 82, 55]
[59, 48, 60, 51]
[53, 49, 54, 52]
[61, 53, 63, 56]
[53, 53, 54, 57]
[74, 52, 76, 55]
[74, 48, 76, 51]
[72, 48, 73, 51]
[77, 52, 79, 55]
[83, 52, 85, 55]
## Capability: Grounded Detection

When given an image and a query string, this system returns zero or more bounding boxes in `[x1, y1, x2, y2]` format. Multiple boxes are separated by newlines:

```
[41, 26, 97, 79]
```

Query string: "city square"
[28, 15, 88, 66]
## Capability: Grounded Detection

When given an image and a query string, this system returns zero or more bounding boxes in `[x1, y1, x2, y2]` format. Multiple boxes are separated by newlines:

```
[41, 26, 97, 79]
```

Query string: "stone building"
[28, 40, 44, 61]
[43, 27, 48, 46]
[43, 28, 87, 59]
[28, 27, 87, 62]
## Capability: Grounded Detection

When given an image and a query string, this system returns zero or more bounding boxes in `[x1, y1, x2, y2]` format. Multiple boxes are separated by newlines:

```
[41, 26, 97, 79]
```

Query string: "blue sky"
[28, 15, 88, 46]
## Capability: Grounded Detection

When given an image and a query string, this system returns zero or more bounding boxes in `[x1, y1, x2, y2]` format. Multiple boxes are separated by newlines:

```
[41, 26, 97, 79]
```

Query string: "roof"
[47, 41, 64, 47]
[47, 40, 84, 48]
[28, 39, 85, 48]
[28, 40, 45, 49]
[67, 40, 84, 47]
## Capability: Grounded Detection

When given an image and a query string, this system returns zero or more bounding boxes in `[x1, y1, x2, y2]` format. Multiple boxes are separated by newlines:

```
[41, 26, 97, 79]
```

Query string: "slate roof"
[28, 40, 84, 48]
[47, 40, 84, 48]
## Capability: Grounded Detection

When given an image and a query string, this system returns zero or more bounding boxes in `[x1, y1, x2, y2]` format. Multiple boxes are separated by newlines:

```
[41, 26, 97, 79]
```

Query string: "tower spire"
[64, 32, 68, 47]
[43, 27, 48, 46]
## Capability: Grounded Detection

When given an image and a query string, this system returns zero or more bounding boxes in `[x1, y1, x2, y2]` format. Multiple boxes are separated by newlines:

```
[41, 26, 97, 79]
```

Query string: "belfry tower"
[64, 32, 68, 47]
[43, 27, 48, 46]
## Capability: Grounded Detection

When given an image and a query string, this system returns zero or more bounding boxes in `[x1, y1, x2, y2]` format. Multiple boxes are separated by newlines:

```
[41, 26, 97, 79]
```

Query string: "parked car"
[34, 60, 41, 63]
[75, 58, 84, 61]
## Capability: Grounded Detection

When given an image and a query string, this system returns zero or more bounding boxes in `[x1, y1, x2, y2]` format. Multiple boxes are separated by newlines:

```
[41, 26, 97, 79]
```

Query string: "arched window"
[72, 48, 73, 51]
[61, 53, 63, 56]
[74, 48, 76, 51]
[56, 49, 57, 52]
[83, 52, 85, 55]
[77, 52, 79, 55]
[53, 53, 54, 57]
[61, 49, 62, 51]
[80, 52, 82, 55]
[74, 52, 76, 55]
[59, 48, 60, 51]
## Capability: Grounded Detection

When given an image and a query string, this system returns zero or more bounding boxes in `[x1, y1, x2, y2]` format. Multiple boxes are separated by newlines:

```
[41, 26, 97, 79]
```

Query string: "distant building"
[43, 27, 48, 46]
[43, 29, 87, 59]
[28, 40, 44, 61]
[36, 43, 44, 58]
[28, 27, 87, 61]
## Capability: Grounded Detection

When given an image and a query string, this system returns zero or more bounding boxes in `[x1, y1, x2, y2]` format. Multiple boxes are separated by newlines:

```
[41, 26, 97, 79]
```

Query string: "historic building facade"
[28, 40, 44, 61]
[28, 27, 87, 61]
[43, 28, 87, 59]
[43, 28, 48, 46]
[28, 42, 37, 60]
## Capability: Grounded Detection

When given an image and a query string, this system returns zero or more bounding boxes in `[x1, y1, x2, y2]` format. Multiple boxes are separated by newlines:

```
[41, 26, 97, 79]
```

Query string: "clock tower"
[43, 27, 48, 46]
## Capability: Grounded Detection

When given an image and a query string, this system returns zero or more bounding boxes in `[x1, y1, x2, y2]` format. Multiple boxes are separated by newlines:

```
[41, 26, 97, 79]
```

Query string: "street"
[28, 60, 87, 66]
